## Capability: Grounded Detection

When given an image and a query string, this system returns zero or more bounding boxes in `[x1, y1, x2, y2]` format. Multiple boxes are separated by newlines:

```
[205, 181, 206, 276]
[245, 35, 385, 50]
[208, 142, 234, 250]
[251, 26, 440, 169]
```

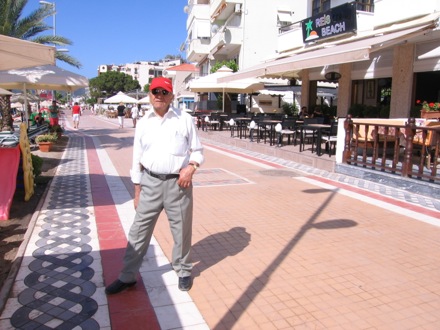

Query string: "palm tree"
[0, 0, 81, 68]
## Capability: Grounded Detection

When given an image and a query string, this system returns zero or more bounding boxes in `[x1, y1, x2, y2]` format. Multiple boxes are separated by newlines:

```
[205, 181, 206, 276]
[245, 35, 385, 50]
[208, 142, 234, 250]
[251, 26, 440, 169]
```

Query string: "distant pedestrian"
[131, 104, 140, 128]
[117, 102, 126, 128]
[72, 102, 81, 129]
[48, 100, 59, 126]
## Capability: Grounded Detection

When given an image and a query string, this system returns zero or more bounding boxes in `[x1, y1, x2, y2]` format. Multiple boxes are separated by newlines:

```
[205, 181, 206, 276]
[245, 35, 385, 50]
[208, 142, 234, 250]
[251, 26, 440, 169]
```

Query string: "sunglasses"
[151, 89, 171, 96]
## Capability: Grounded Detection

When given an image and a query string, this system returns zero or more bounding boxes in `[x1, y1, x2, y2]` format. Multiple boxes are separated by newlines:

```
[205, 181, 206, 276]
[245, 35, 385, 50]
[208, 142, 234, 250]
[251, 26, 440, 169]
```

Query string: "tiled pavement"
[0, 112, 439, 329]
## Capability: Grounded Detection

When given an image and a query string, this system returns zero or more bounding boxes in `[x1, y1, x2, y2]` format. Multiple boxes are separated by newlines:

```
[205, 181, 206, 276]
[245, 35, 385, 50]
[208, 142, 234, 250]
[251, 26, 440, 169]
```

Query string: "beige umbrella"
[11, 93, 40, 103]
[0, 65, 88, 123]
[0, 88, 13, 96]
[104, 91, 138, 104]
[189, 66, 264, 111]
[0, 35, 55, 70]
[137, 95, 150, 104]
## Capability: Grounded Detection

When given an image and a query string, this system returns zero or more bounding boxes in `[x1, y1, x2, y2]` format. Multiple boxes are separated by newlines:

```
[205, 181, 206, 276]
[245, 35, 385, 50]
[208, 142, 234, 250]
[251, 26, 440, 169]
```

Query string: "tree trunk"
[0, 96, 13, 131]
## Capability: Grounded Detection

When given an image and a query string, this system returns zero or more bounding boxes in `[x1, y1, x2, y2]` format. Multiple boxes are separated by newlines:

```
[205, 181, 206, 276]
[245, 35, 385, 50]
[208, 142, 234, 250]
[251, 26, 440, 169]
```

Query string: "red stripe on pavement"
[84, 137, 160, 330]
[206, 142, 439, 220]
[310, 175, 440, 220]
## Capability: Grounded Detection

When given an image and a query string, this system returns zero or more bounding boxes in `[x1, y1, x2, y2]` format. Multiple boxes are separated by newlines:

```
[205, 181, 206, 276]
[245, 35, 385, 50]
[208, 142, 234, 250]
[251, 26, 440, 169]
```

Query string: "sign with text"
[301, 3, 357, 43]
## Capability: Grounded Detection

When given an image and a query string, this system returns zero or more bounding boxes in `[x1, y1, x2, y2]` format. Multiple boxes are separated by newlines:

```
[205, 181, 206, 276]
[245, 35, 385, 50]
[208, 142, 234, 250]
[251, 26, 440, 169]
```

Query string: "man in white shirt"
[105, 77, 204, 294]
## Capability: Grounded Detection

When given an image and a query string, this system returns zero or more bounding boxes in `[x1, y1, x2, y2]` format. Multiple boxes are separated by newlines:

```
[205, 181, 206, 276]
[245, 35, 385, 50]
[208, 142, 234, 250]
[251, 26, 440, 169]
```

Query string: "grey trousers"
[118, 173, 193, 283]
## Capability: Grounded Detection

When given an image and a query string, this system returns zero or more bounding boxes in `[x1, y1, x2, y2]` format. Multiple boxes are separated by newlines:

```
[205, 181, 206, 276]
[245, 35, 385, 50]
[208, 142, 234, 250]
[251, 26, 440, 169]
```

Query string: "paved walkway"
[0, 111, 439, 329]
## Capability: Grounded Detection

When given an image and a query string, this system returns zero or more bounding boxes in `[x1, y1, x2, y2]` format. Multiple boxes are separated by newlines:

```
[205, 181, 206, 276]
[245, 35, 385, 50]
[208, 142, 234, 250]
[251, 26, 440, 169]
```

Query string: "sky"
[24, 0, 189, 79]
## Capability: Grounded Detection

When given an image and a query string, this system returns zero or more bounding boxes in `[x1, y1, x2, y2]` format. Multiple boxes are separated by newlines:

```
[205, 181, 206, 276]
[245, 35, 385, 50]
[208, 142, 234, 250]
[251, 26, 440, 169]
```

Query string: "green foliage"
[211, 60, 238, 73]
[0, 0, 81, 68]
[348, 104, 385, 118]
[31, 154, 43, 178]
[49, 124, 63, 133]
[282, 103, 297, 116]
[363, 105, 380, 118]
[36, 133, 58, 143]
[89, 71, 141, 99]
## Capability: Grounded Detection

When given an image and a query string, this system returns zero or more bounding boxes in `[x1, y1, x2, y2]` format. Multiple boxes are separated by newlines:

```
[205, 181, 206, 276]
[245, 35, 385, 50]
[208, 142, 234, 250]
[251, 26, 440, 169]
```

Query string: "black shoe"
[105, 279, 136, 295]
[178, 276, 193, 291]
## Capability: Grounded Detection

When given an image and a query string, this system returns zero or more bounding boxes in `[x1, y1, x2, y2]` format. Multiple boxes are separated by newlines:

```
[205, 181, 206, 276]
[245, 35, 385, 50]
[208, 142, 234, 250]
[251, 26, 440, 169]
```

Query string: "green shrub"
[36, 133, 58, 143]
[282, 103, 297, 116]
[348, 104, 365, 117]
[31, 154, 43, 178]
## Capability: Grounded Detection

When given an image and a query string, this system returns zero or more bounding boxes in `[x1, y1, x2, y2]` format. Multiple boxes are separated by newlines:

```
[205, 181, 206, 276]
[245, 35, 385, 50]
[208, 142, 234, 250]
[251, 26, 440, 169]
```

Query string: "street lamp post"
[39, 1, 61, 102]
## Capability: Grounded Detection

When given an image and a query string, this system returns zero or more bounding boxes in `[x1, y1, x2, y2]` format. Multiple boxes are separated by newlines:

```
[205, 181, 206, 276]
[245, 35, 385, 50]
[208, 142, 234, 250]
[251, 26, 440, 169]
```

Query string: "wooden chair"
[413, 121, 440, 168]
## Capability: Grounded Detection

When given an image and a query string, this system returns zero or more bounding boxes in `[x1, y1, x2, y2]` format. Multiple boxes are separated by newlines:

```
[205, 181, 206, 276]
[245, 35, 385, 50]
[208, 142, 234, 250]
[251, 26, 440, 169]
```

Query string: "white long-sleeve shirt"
[130, 106, 204, 184]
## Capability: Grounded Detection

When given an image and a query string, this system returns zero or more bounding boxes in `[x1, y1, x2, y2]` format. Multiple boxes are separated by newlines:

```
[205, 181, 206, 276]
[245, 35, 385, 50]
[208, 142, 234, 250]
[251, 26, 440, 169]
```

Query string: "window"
[355, 0, 374, 13]
[312, 0, 331, 15]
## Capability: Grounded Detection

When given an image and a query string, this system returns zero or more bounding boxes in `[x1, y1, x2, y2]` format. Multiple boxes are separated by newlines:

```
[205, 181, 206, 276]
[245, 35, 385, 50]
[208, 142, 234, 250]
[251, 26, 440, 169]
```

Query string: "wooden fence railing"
[343, 116, 440, 183]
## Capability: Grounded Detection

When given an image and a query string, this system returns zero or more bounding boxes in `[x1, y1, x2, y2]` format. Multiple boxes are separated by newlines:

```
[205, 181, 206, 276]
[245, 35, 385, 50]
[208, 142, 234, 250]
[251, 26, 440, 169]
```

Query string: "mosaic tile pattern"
[10, 137, 99, 329]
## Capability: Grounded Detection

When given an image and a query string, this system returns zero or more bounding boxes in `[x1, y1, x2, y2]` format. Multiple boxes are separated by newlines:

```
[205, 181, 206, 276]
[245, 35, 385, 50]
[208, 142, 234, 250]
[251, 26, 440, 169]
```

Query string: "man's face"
[150, 88, 173, 113]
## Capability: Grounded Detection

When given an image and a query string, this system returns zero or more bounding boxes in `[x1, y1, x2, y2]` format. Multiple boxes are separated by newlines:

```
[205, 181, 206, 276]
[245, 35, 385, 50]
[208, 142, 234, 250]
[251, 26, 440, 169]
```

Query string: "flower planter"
[420, 110, 440, 119]
[38, 142, 53, 152]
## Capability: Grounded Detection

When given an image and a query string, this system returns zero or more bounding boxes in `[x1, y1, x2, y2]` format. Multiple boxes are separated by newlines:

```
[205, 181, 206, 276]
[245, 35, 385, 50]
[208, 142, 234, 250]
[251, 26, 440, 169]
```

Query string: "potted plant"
[417, 100, 440, 119]
[35, 133, 58, 152]
[49, 124, 63, 138]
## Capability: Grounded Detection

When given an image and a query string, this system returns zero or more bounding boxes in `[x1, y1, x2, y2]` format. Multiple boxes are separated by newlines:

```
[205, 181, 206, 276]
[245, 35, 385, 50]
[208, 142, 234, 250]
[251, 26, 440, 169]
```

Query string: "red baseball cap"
[150, 77, 173, 93]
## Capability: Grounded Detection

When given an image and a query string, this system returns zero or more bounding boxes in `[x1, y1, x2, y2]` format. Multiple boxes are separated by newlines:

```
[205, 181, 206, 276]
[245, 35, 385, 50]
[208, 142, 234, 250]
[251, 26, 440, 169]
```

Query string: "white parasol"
[104, 91, 139, 104]
[0, 65, 88, 124]
[188, 65, 264, 111]
[137, 95, 150, 104]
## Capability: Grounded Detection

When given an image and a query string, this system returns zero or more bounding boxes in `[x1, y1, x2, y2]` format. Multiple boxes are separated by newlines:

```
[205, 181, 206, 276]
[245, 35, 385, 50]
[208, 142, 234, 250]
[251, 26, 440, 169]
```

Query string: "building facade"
[97, 59, 182, 91]
[185, 0, 440, 118]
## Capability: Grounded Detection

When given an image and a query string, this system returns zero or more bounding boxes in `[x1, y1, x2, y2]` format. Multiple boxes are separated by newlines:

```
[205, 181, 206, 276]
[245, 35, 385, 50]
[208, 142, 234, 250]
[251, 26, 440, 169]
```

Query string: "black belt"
[144, 168, 179, 180]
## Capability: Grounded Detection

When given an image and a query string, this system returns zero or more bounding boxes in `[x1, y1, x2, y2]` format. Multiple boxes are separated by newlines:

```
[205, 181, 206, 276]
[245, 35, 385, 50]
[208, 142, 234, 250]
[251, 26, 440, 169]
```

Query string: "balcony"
[277, 23, 303, 54]
[210, 0, 243, 21]
[209, 26, 242, 57]
[374, 0, 439, 27]
[187, 38, 211, 63]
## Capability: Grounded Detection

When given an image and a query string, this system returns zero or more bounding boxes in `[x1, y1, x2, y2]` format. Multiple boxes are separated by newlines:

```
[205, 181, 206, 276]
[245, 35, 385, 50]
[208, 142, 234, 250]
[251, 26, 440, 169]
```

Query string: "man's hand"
[133, 184, 141, 209]
[177, 165, 196, 188]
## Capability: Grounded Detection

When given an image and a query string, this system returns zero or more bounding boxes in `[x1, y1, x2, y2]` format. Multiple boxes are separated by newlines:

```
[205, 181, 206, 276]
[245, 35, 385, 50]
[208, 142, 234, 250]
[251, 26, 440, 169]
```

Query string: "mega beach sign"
[301, 2, 357, 43]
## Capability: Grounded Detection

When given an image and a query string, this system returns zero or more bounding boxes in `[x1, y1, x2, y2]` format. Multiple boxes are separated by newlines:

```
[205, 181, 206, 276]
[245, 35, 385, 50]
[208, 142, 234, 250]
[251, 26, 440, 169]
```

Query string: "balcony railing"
[343, 116, 440, 183]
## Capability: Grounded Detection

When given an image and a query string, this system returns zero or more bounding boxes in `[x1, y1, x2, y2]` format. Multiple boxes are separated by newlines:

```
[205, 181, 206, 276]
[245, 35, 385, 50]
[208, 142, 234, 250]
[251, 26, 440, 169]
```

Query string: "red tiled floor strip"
[84, 137, 160, 330]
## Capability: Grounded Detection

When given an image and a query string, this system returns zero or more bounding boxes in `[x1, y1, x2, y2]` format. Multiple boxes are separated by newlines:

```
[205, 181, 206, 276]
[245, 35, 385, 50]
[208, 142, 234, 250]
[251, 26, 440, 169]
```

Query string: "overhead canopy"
[0, 87, 13, 96]
[219, 20, 437, 82]
[104, 91, 138, 104]
[189, 65, 264, 93]
[0, 35, 56, 70]
[0, 65, 88, 91]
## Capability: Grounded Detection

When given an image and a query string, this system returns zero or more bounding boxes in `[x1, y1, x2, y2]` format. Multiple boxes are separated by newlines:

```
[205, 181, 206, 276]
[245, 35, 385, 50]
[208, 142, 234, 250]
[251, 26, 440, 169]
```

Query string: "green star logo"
[305, 19, 313, 37]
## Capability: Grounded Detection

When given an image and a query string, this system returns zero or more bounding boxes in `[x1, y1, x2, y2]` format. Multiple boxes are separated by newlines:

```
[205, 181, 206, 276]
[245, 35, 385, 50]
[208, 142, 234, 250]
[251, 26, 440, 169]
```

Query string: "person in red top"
[72, 102, 81, 129]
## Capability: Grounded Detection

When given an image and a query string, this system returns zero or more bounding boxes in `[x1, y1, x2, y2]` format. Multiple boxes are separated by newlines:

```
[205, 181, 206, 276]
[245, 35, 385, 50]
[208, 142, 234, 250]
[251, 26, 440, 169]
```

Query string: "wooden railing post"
[402, 117, 416, 178]
[343, 115, 353, 163]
